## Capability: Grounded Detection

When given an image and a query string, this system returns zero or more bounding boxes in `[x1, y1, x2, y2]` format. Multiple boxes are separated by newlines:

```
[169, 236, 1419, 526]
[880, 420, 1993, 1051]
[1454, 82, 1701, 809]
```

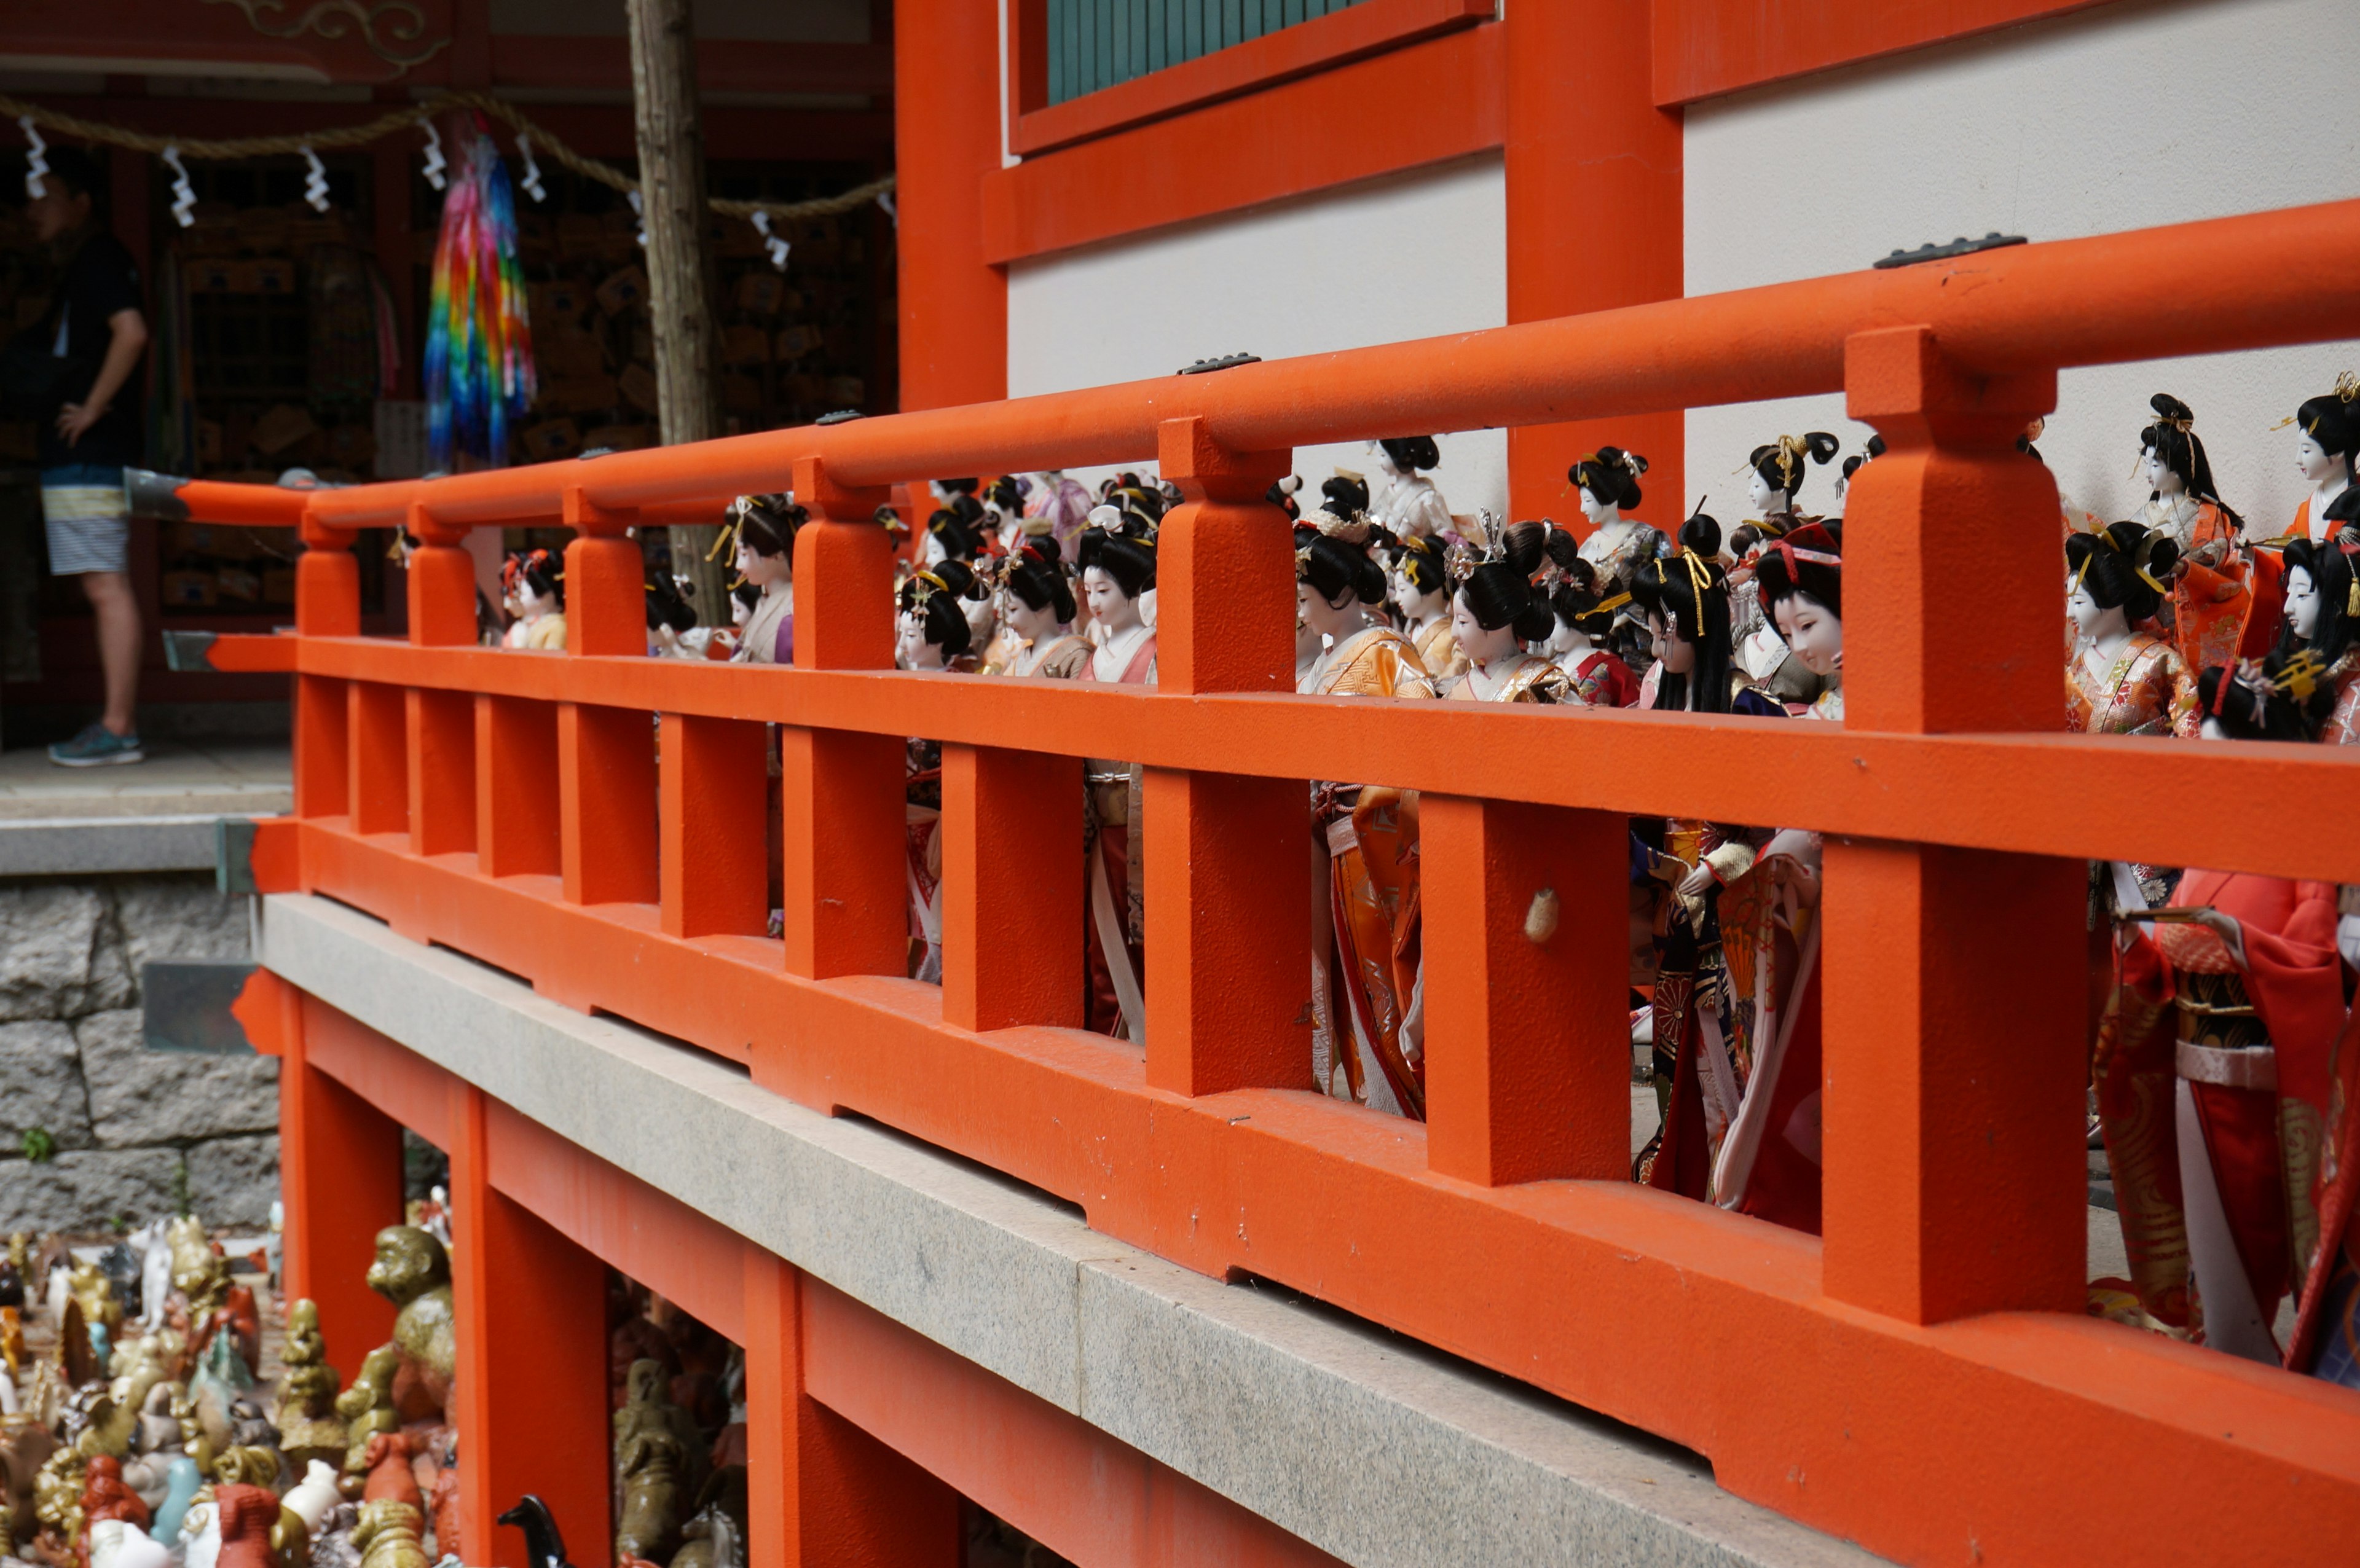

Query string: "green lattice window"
[1046, 0, 1371, 104]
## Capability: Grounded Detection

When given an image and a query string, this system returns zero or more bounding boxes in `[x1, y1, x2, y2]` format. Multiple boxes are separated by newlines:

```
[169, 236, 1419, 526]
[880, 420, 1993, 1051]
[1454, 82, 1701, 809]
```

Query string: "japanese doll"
[2134, 394, 2250, 676]
[1440, 520, 1570, 704]
[1076, 509, 1158, 1040]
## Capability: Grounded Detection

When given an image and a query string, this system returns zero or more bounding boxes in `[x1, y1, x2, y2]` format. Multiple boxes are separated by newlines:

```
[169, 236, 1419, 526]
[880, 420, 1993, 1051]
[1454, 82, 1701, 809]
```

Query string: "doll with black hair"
[1750, 522, 1845, 724]
[895, 566, 977, 672]
[2065, 522, 2198, 740]
[2089, 653, 2343, 1353]
[1628, 514, 1784, 718]
[1567, 448, 1665, 668]
[1832, 434, 1884, 511]
[645, 569, 698, 657]
[2285, 378, 2358, 546]
[980, 474, 1029, 552]
[894, 570, 975, 984]
[1745, 433, 1839, 531]
[1388, 533, 1464, 686]
[1320, 470, 1372, 523]
[983, 534, 1092, 679]
[726, 493, 805, 665]
[1439, 518, 1569, 703]
[922, 498, 987, 568]
[1076, 511, 1159, 1040]
[2134, 393, 2250, 676]
[1267, 475, 1304, 524]
[1532, 541, 1638, 708]
[1296, 513, 1434, 1118]
[500, 549, 566, 650]
[2291, 492, 2360, 745]
[1367, 436, 1452, 539]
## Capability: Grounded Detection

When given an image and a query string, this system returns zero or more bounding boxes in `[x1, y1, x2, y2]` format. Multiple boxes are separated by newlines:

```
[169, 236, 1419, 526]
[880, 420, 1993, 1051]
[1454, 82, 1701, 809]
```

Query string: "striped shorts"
[41, 466, 129, 576]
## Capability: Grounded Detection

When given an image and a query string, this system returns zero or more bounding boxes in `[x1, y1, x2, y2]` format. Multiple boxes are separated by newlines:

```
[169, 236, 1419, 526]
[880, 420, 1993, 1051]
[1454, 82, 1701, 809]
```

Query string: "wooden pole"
[625, 0, 733, 626]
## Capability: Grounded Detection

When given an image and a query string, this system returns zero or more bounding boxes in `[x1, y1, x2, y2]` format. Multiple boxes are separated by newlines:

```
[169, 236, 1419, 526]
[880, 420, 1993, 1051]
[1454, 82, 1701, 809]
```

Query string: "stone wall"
[0, 873, 277, 1231]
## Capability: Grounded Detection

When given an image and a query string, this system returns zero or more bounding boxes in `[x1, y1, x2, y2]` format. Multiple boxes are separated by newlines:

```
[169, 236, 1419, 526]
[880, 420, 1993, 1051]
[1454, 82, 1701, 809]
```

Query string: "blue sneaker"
[48, 723, 144, 767]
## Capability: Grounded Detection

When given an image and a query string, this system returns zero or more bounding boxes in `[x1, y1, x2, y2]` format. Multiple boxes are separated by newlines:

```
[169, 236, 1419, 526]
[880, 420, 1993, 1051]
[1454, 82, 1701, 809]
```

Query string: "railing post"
[348, 681, 407, 836]
[743, 1250, 960, 1568]
[1143, 417, 1307, 1096]
[1824, 325, 2083, 1323]
[1423, 800, 1629, 1183]
[406, 504, 478, 858]
[940, 743, 1084, 1032]
[476, 696, 561, 879]
[778, 456, 903, 982]
[660, 712, 770, 939]
[294, 506, 356, 824]
[449, 1084, 610, 1568]
[276, 990, 403, 1373]
[556, 487, 658, 912]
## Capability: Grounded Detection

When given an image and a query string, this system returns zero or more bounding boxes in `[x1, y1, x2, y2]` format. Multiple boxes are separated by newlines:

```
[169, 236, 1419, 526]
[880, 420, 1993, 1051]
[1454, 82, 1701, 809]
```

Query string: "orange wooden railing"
[191, 199, 2360, 1568]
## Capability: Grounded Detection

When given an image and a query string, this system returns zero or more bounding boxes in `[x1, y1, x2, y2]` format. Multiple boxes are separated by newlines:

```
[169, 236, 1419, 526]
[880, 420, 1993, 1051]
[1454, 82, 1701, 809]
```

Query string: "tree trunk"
[624, 0, 731, 627]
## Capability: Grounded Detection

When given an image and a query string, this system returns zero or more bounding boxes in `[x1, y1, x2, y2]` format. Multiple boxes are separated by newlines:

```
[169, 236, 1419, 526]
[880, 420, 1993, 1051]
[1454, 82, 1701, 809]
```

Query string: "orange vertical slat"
[940, 743, 1086, 1032]
[660, 712, 771, 939]
[475, 696, 561, 878]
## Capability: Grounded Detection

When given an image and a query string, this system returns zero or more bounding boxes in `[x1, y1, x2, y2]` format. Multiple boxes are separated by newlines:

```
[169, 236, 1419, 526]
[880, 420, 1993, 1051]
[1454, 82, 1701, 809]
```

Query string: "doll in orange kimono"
[1297, 517, 1434, 1116]
[2275, 503, 2360, 745]
[2133, 394, 2250, 678]
[1076, 508, 1159, 1040]
[2094, 659, 2345, 1355]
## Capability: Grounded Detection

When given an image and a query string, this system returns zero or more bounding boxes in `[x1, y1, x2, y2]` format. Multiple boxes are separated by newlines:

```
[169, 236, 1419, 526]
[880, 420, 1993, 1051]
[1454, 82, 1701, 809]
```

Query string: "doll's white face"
[1748, 471, 1780, 514]
[1083, 566, 1139, 632]
[731, 594, 751, 629]
[1773, 592, 1843, 678]
[2297, 431, 2345, 488]
[517, 582, 553, 619]
[1539, 613, 1581, 659]
[1394, 564, 1441, 619]
[1450, 591, 1519, 667]
[2066, 573, 2122, 639]
[737, 544, 789, 589]
[919, 531, 950, 568]
[1005, 592, 1060, 645]
[2143, 447, 2184, 497]
[1648, 611, 1696, 675]
[1368, 441, 1401, 478]
[2286, 566, 2322, 641]
[1579, 486, 1616, 528]
[895, 608, 942, 670]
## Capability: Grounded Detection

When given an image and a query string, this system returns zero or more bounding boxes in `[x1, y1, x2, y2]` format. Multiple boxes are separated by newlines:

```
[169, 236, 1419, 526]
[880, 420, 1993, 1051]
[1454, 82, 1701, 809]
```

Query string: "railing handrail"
[161, 195, 2360, 531]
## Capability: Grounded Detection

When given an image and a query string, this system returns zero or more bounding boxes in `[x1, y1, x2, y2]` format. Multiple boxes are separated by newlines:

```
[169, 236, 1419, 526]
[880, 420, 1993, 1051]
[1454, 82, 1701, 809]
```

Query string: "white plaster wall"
[1685, 0, 2360, 533]
[1006, 153, 1509, 521]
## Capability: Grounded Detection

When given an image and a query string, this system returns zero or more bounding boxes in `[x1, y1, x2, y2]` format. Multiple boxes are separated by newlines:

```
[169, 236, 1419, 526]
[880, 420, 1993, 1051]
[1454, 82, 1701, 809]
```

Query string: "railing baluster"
[557, 489, 658, 910]
[660, 713, 771, 938]
[1423, 800, 1630, 1183]
[406, 506, 478, 857]
[1824, 326, 2084, 1323]
[940, 744, 1084, 1031]
[1143, 417, 1308, 1094]
[348, 681, 408, 837]
[476, 696, 561, 878]
[293, 505, 356, 823]
[778, 457, 903, 983]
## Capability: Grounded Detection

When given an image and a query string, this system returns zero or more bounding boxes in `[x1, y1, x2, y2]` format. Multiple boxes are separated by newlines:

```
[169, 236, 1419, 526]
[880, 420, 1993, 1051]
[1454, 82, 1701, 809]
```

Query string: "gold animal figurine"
[331, 1346, 401, 1500]
[363, 1231, 454, 1418]
[272, 1303, 346, 1475]
[350, 1499, 427, 1568]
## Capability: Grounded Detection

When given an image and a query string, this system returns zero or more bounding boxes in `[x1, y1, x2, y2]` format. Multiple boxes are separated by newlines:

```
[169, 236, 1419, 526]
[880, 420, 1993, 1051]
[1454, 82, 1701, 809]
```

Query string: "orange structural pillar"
[449, 1084, 610, 1568]
[660, 713, 770, 939]
[779, 458, 904, 986]
[1423, 799, 1629, 1184]
[940, 743, 1084, 1032]
[1144, 418, 1308, 1096]
[278, 997, 403, 1375]
[894, 0, 1005, 412]
[1503, 0, 1683, 526]
[1823, 326, 2083, 1323]
[744, 1251, 959, 1568]
[556, 490, 656, 912]
[294, 512, 358, 829]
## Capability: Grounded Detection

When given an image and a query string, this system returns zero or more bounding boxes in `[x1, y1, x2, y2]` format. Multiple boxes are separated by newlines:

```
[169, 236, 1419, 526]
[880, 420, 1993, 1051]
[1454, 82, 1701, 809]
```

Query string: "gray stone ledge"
[0, 815, 224, 876]
[254, 892, 1884, 1568]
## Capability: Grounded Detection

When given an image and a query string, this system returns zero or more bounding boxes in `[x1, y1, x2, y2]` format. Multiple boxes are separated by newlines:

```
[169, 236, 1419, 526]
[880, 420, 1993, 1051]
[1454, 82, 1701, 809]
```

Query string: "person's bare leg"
[81, 570, 141, 735]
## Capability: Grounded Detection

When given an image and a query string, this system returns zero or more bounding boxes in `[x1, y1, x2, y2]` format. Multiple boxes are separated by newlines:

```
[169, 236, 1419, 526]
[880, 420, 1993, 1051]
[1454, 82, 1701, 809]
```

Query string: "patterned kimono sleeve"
[2157, 646, 2200, 739]
[2327, 676, 2360, 747]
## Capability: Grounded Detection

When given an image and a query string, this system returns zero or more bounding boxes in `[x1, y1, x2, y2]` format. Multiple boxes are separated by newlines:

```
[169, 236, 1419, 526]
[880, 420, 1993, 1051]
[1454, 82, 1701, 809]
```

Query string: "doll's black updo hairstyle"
[731, 492, 807, 560]
[1077, 511, 1157, 601]
[502, 547, 564, 608]
[1454, 521, 1554, 643]
[1391, 531, 1450, 600]
[900, 567, 975, 660]
[2291, 488, 2360, 668]
[1752, 519, 1844, 621]
[2197, 650, 2335, 743]
[1629, 513, 1740, 714]
[1321, 473, 1371, 519]
[1295, 520, 1387, 608]
[1002, 536, 1076, 624]
[1379, 436, 1441, 474]
[2065, 521, 2180, 627]
[2139, 394, 2243, 533]
[1841, 433, 1887, 484]
[1548, 558, 1618, 638]
[1748, 433, 1841, 500]
[1569, 447, 1647, 511]
[925, 498, 987, 562]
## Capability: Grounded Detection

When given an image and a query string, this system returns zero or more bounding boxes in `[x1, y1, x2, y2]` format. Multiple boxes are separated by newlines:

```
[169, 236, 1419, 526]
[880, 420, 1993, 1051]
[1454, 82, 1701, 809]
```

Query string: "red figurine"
[213, 1485, 279, 1568]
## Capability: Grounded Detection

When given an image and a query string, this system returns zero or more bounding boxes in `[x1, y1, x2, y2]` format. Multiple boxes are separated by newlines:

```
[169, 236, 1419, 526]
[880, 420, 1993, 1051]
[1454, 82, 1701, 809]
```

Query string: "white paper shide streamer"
[516, 131, 546, 203]
[19, 116, 47, 200]
[301, 145, 329, 213]
[750, 210, 790, 273]
[162, 146, 195, 227]
[419, 117, 446, 191]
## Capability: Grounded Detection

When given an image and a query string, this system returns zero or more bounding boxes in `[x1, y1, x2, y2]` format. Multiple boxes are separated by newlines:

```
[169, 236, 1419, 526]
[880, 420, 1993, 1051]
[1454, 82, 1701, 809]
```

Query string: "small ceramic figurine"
[1630, 515, 1786, 718]
[1388, 533, 1463, 687]
[983, 539, 1090, 679]
[272, 1301, 345, 1475]
[364, 1228, 454, 1417]
[1296, 514, 1435, 1118]
[1744, 433, 1839, 533]
[718, 495, 801, 666]
[348, 1499, 426, 1568]
[612, 1363, 688, 1567]
[2134, 393, 2249, 675]
[2284, 377, 2358, 545]
[501, 551, 566, 652]
[1441, 519, 1569, 704]
[1366, 437, 1452, 538]
[79, 1455, 151, 1566]
[2280, 492, 2360, 743]
[1076, 509, 1158, 1040]
[894, 569, 976, 673]
[332, 1346, 401, 1496]
[2065, 523, 2198, 742]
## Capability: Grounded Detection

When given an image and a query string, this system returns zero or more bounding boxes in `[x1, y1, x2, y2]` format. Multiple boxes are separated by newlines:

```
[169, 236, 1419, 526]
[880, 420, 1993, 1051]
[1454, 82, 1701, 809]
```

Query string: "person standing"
[26, 146, 150, 765]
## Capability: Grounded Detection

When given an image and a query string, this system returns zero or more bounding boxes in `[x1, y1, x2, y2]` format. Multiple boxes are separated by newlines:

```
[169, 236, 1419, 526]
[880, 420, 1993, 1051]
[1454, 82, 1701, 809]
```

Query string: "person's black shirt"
[35, 230, 145, 471]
